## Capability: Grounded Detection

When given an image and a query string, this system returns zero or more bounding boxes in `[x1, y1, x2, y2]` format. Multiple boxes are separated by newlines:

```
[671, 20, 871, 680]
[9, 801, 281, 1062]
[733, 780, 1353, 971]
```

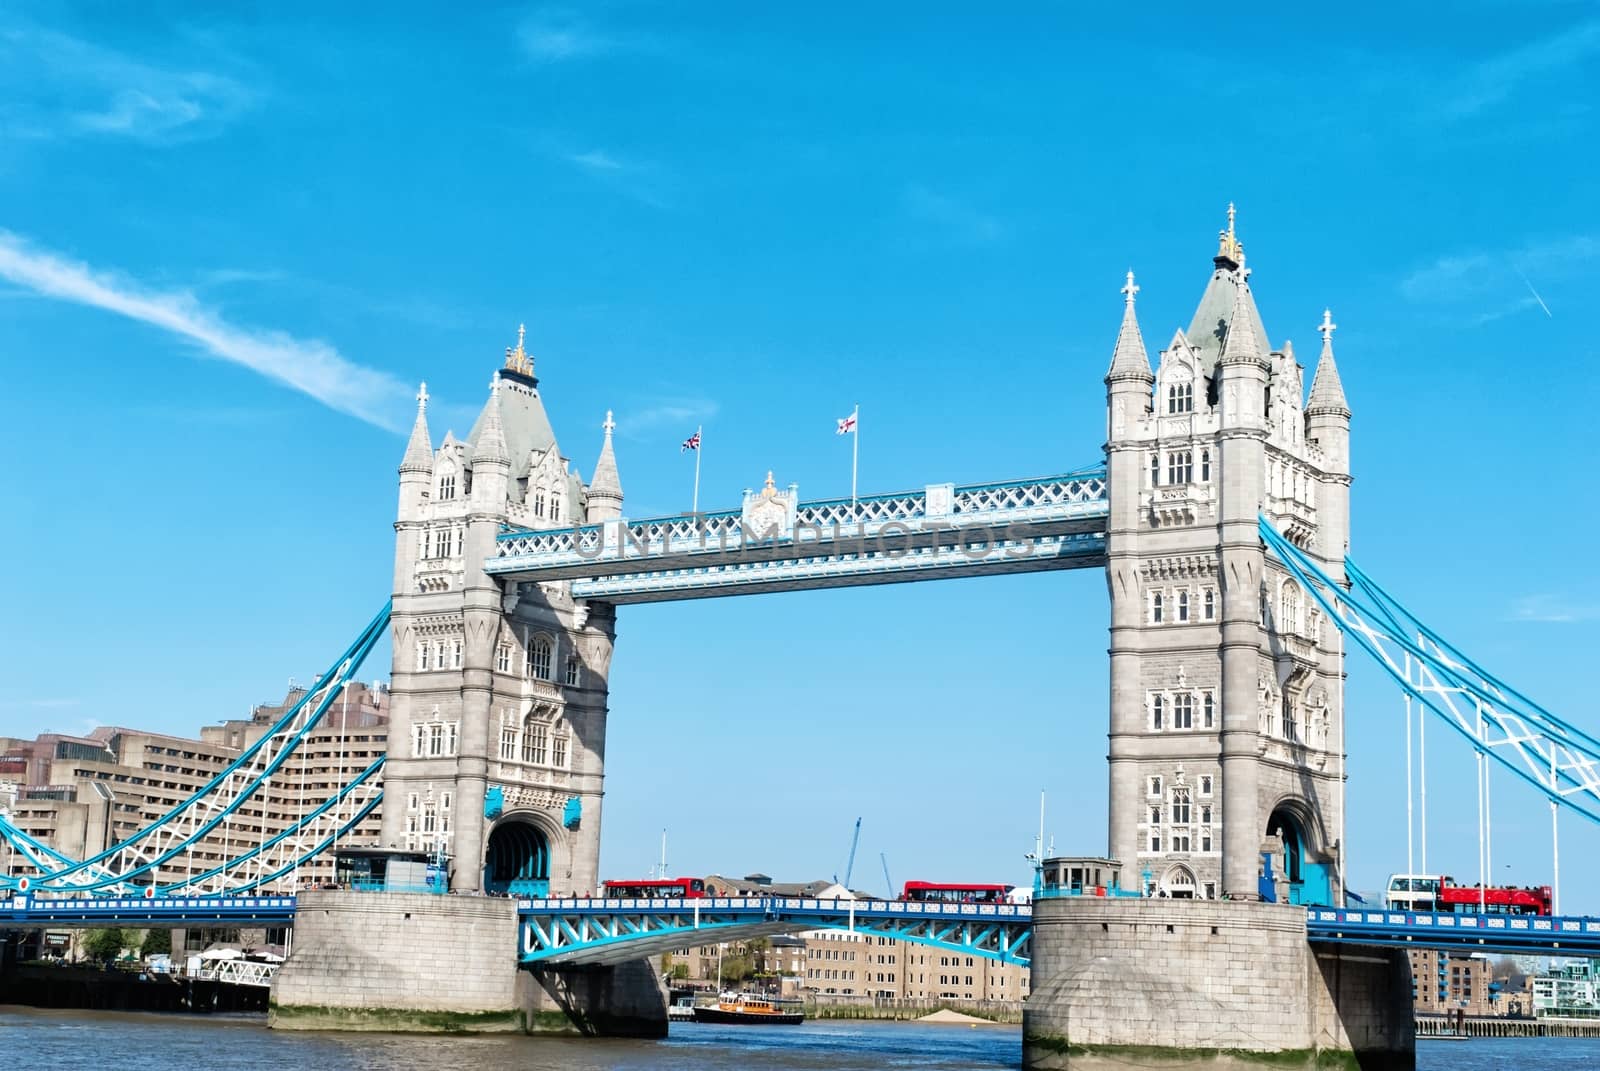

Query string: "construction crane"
[880, 852, 894, 900]
[834, 817, 862, 890]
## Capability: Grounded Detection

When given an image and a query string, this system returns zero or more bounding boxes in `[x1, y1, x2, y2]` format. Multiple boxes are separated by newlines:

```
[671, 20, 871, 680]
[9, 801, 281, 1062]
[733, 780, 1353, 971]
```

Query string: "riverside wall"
[269, 891, 665, 1036]
[1022, 897, 1413, 1070]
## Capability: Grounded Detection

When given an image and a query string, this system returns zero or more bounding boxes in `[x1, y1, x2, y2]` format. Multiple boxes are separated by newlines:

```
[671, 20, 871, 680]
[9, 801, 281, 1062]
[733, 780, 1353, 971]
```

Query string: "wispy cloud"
[196, 267, 287, 289]
[1399, 235, 1597, 322]
[0, 231, 411, 430]
[568, 149, 625, 172]
[559, 147, 670, 208]
[903, 185, 1005, 245]
[1435, 19, 1600, 120]
[518, 8, 624, 63]
[620, 398, 720, 436]
[0, 25, 257, 143]
[1511, 595, 1600, 623]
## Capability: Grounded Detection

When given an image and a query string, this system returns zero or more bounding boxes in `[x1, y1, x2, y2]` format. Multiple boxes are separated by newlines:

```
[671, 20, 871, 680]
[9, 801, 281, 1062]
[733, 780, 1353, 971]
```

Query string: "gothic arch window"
[552, 724, 569, 768]
[550, 494, 561, 522]
[495, 642, 512, 674]
[1171, 788, 1191, 826]
[1280, 581, 1302, 635]
[526, 635, 553, 680]
[1152, 592, 1164, 624]
[1172, 693, 1193, 729]
[564, 655, 581, 687]
[411, 712, 460, 758]
[522, 715, 548, 765]
[1150, 452, 1160, 488]
[1151, 694, 1164, 730]
[1177, 591, 1190, 623]
[438, 471, 457, 501]
[1203, 588, 1216, 620]
[499, 721, 517, 761]
[534, 491, 546, 519]
[1203, 691, 1215, 728]
[1200, 448, 1211, 482]
[1166, 378, 1194, 415]
[1166, 450, 1193, 485]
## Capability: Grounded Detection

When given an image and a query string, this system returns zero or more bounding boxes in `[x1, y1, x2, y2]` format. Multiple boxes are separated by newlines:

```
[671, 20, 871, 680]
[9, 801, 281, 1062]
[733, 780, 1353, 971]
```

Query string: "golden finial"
[504, 322, 533, 376]
[1215, 203, 1244, 267]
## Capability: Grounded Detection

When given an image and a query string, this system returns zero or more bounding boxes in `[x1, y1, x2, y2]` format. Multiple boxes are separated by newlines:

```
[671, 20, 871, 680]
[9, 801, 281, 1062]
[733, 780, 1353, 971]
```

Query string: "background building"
[661, 873, 1030, 1003]
[0, 683, 389, 892]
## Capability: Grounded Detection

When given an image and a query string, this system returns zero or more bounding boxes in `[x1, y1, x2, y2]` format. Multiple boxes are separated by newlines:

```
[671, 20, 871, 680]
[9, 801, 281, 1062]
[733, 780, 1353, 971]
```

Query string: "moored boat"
[690, 992, 804, 1025]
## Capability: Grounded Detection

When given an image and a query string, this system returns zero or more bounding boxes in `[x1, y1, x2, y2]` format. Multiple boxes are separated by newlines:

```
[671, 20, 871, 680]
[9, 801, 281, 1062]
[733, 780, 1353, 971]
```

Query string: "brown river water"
[3, 1007, 1598, 1069]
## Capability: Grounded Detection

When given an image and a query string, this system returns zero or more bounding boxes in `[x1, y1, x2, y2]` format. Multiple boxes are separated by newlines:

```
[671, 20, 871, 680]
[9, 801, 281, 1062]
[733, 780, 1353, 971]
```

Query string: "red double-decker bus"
[900, 881, 1015, 905]
[601, 877, 708, 898]
[1385, 874, 1553, 915]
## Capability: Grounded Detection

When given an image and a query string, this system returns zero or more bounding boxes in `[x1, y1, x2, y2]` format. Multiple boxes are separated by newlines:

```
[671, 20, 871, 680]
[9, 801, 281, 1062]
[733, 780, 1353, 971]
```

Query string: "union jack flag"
[681, 430, 701, 452]
[836, 412, 857, 435]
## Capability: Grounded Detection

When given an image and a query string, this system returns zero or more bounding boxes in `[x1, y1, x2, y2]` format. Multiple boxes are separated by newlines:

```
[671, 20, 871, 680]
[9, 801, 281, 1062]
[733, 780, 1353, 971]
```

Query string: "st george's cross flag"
[681, 430, 701, 452]
[836, 412, 858, 435]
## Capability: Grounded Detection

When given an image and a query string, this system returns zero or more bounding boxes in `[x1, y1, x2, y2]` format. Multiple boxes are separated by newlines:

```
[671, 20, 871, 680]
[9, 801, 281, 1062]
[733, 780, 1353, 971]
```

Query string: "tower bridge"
[3, 209, 1586, 1068]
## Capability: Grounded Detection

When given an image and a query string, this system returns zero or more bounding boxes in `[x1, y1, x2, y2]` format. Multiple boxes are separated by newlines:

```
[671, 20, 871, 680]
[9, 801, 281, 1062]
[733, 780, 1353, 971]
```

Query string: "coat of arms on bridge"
[741, 471, 796, 540]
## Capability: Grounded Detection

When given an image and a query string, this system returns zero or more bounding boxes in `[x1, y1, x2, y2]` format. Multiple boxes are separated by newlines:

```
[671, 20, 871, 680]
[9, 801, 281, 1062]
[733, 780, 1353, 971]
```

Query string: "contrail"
[1515, 268, 1554, 318]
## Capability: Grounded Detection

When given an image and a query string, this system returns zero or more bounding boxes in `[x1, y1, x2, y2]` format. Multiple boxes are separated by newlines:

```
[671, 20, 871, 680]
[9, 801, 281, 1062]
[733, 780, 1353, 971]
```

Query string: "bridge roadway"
[489, 471, 1109, 602]
[9, 893, 1600, 963]
[516, 895, 1035, 967]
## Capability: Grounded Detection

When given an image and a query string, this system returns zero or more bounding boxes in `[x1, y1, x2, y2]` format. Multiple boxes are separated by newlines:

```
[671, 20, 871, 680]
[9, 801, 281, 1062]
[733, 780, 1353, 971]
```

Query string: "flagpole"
[851, 404, 859, 509]
[692, 425, 702, 514]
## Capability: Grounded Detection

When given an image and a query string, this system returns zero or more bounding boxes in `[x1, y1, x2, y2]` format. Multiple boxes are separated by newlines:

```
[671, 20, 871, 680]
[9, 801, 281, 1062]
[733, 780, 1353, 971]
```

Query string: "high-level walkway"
[490, 471, 1108, 601]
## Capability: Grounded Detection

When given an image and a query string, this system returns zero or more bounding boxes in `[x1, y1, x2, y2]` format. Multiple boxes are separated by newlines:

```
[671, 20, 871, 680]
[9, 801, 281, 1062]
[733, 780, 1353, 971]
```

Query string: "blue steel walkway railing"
[516, 895, 1033, 967]
[490, 471, 1108, 602]
[0, 894, 297, 927]
[1306, 907, 1600, 956]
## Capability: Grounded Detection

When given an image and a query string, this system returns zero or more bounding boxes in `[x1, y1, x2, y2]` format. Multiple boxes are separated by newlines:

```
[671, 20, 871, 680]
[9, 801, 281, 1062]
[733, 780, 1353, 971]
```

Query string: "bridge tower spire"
[586, 410, 624, 523]
[1102, 210, 1350, 905]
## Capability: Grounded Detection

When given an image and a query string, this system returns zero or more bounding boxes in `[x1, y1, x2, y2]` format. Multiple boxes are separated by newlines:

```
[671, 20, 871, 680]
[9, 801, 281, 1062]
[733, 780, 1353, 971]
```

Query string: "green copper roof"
[467, 371, 558, 481]
[1185, 267, 1271, 376]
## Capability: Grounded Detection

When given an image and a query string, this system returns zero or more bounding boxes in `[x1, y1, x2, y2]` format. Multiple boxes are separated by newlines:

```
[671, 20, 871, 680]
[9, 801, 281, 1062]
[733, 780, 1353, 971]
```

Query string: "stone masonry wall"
[1024, 897, 1413, 1070]
[270, 891, 523, 1032]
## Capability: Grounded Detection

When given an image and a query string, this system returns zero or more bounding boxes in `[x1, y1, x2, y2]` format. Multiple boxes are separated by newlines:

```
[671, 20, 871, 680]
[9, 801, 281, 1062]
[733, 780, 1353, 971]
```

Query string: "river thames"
[5, 1009, 1600, 1069]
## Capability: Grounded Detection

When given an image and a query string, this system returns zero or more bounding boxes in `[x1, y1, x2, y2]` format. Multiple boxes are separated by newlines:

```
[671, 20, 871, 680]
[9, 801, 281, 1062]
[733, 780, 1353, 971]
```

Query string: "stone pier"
[1023, 898, 1413, 1070]
[269, 891, 666, 1036]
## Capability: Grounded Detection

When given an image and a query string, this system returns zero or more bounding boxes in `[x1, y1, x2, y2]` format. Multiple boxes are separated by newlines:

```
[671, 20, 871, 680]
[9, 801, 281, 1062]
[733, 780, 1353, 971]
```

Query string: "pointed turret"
[1214, 268, 1271, 433]
[1217, 276, 1267, 369]
[472, 374, 511, 467]
[1105, 270, 1154, 383]
[1307, 308, 1351, 489]
[1306, 309, 1350, 418]
[397, 382, 434, 524]
[399, 383, 434, 474]
[586, 410, 624, 523]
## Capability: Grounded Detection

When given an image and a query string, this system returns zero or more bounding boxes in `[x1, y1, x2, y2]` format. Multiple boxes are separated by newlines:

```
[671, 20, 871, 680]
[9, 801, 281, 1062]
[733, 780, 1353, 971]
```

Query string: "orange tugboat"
[690, 992, 805, 1025]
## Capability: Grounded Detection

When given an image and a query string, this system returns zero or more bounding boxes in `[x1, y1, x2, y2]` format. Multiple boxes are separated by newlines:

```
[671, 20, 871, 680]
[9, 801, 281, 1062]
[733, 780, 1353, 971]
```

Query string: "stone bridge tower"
[1103, 209, 1352, 902]
[382, 329, 622, 895]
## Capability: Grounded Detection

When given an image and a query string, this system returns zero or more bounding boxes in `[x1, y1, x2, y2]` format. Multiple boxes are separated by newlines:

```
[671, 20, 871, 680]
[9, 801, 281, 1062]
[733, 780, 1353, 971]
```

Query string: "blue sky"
[1, 3, 1597, 904]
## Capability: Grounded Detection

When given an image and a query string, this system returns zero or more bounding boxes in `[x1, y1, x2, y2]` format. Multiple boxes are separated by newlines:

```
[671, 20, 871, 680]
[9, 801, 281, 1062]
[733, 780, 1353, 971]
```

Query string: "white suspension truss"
[1260, 519, 1600, 824]
[0, 603, 390, 897]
